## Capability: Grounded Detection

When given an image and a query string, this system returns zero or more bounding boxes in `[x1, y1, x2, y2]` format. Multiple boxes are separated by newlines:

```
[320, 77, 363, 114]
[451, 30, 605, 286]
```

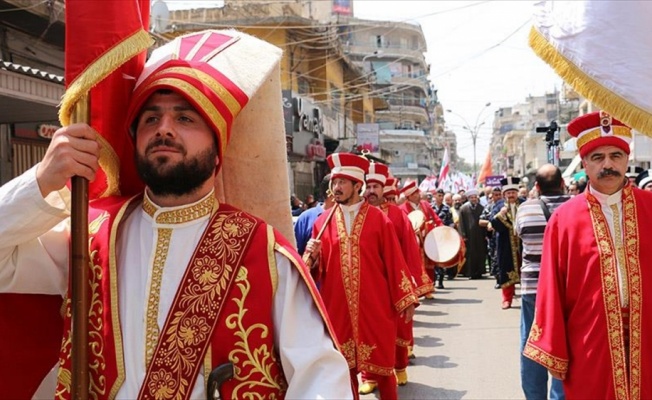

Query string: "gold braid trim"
[523, 342, 568, 374]
[59, 29, 153, 126]
[58, 29, 153, 198]
[529, 27, 652, 135]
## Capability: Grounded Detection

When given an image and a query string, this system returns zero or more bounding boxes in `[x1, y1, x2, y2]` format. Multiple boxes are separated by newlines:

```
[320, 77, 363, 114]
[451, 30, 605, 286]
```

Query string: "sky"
[162, 0, 563, 166]
[352, 0, 562, 166]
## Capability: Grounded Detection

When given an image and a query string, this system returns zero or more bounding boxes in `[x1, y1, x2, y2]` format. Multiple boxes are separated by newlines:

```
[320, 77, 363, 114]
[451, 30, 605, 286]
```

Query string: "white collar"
[589, 185, 622, 206]
[339, 199, 364, 214]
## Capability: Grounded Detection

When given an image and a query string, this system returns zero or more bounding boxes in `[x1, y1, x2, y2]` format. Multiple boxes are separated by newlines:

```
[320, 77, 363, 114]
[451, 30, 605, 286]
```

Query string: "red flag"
[61, 0, 152, 198]
[0, 2, 152, 397]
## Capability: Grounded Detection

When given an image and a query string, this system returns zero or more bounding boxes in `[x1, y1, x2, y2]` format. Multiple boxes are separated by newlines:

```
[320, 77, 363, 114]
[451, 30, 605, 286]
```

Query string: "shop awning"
[0, 61, 64, 123]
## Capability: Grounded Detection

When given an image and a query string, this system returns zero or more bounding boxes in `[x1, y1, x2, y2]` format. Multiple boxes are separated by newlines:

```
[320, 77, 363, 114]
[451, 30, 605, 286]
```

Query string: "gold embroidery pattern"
[358, 342, 377, 363]
[141, 210, 256, 400]
[340, 338, 356, 368]
[143, 193, 216, 224]
[529, 321, 542, 342]
[400, 270, 412, 293]
[336, 205, 365, 342]
[587, 194, 629, 400]
[622, 186, 642, 399]
[227, 267, 286, 398]
[523, 343, 568, 374]
[396, 294, 418, 313]
[610, 204, 629, 307]
[55, 297, 72, 399]
[145, 228, 172, 367]
[56, 214, 112, 399]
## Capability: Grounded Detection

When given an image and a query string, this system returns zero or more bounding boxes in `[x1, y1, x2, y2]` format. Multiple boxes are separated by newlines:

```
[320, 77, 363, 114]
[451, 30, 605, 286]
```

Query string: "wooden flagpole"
[70, 94, 90, 400]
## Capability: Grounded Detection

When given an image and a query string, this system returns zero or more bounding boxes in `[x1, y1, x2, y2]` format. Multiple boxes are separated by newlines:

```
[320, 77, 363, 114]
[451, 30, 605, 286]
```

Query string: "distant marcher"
[457, 189, 486, 279]
[625, 165, 644, 185]
[636, 169, 652, 191]
[515, 164, 569, 400]
[490, 177, 523, 309]
[524, 111, 652, 398]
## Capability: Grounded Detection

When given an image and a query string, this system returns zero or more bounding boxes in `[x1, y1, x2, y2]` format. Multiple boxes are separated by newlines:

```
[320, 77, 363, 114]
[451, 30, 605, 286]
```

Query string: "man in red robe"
[358, 162, 429, 393]
[306, 153, 418, 400]
[524, 111, 652, 399]
[398, 180, 443, 298]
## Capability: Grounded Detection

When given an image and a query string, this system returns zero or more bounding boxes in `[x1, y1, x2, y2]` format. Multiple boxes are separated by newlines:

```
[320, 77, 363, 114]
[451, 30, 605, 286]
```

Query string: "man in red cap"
[398, 180, 443, 298]
[305, 153, 418, 400]
[524, 111, 652, 399]
[384, 176, 399, 203]
[0, 30, 352, 399]
[357, 162, 429, 393]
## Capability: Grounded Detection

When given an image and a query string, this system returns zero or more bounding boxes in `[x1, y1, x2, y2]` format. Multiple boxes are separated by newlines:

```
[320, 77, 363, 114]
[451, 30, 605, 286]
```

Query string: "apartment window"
[297, 77, 311, 95]
[404, 154, 415, 164]
[375, 35, 384, 48]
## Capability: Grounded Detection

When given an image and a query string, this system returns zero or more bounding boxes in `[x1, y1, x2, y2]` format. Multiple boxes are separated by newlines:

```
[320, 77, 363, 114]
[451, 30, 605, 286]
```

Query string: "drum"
[407, 210, 425, 233]
[423, 226, 465, 268]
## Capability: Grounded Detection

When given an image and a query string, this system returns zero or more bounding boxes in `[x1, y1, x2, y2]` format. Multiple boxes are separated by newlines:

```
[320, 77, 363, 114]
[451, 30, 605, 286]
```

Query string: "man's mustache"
[597, 169, 621, 179]
[146, 137, 185, 154]
[334, 191, 343, 196]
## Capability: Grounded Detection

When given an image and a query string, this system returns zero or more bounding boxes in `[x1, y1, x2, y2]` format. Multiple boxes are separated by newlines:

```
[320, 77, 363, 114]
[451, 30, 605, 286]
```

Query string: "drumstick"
[302, 204, 338, 269]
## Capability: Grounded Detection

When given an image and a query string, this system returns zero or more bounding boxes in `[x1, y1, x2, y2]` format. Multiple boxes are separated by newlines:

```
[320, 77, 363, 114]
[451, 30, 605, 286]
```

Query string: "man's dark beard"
[454, 203, 461, 210]
[136, 140, 217, 197]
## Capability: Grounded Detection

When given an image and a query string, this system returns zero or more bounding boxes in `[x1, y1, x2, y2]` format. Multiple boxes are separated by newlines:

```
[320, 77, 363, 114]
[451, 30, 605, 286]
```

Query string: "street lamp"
[446, 102, 492, 179]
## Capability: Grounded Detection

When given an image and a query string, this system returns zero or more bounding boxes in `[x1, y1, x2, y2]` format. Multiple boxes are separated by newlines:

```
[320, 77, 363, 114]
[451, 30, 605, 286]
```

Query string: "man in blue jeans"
[515, 164, 569, 399]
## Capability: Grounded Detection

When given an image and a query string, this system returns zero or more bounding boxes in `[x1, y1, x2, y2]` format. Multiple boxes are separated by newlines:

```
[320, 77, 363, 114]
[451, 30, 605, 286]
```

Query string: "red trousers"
[502, 285, 515, 303]
[353, 369, 397, 400]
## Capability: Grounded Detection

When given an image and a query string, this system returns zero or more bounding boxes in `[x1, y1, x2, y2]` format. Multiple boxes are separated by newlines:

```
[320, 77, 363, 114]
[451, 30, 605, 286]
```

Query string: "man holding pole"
[305, 153, 418, 399]
[0, 30, 352, 399]
[358, 161, 429, 393]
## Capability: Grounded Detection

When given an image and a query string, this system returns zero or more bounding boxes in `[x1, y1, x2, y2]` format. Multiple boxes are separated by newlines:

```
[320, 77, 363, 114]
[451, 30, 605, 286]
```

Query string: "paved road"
[362, 276, 524, 400]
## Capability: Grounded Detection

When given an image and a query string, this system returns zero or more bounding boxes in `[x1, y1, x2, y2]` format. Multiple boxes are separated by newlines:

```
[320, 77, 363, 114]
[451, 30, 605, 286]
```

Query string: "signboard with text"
[485, 175, 504, 187]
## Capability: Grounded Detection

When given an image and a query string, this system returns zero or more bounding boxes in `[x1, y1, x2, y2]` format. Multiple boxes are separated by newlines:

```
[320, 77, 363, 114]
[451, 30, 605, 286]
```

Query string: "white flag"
[530, 1, 652, 135]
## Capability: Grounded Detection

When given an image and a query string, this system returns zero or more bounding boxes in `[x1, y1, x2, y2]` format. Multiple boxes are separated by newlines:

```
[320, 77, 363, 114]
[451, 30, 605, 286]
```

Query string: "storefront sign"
[37, 124, 59, 139]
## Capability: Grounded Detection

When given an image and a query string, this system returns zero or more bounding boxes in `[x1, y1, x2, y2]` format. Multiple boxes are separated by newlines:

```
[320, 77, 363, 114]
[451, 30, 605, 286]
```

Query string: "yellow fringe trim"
[529, 27, 652, 136]
[59, 28, 153, 198]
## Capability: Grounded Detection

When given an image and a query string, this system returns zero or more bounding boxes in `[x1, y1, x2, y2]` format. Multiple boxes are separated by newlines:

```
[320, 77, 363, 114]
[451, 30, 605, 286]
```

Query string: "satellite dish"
[151, 0, 170, 33]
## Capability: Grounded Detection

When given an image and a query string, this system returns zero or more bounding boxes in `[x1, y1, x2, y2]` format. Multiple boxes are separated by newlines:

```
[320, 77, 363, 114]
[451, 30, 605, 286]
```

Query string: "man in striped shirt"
[515, 164, 570, 400]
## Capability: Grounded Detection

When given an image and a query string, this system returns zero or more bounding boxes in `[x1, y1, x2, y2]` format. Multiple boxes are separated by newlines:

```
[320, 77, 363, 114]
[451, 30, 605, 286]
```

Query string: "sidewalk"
[362, 276, 524, 400]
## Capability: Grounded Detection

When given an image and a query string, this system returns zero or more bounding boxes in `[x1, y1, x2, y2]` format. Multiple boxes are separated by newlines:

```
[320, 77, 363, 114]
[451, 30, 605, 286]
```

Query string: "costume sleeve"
[380, 216, 418, 313]
[490, 212, 510, 235]
[272, 252, 353, 399]
[522, 212, 569, 375]
[397, 211, 429, 296]
[0, 165, 70, 295]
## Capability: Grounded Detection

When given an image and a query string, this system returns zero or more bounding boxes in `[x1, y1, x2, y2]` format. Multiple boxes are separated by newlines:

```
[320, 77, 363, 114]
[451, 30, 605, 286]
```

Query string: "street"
[362, 276, 524, 400]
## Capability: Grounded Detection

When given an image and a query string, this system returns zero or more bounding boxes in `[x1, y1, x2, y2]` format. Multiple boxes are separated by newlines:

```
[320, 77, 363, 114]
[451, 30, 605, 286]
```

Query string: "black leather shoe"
[436, 283, 445, 289]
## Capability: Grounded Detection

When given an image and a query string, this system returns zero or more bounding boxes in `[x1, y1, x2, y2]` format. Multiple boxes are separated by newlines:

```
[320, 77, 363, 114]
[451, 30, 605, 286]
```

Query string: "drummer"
[399, 180, 443, 298]
[359, 162, 429, 392]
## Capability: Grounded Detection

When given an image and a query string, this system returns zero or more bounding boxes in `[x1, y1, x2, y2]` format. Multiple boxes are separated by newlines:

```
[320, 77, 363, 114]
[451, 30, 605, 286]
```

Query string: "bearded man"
[0, 30, 351, 399]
